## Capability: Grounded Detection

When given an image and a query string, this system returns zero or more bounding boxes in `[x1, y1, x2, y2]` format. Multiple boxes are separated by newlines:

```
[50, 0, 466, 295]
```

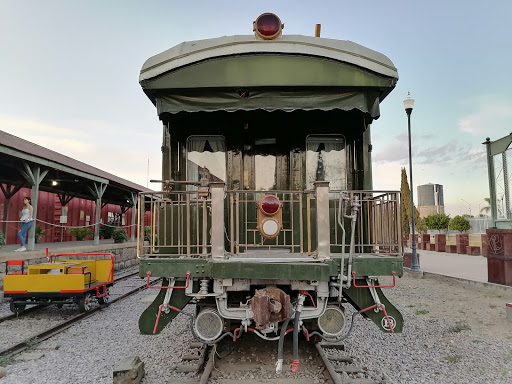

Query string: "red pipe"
[379, 304, 395, 334]
[233, 327, 243, 341]
[290, 359, 300, 375]
[359, 303, 394, 333]
[146, 271, 191, 290]
[352, 271, 396, 288]
[153, 304, 181, 334]
[302, 326, 310, 341]
[299, 290, 316, 307]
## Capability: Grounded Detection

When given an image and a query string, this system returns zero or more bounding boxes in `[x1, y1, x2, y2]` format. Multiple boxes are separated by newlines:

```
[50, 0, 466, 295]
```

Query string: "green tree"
[400, 168, 423, 234]
[424, 213, 450, 231]
[400, 168, 412, 235]
[480, 197, 491, 216]
[448, 215, 471, 232]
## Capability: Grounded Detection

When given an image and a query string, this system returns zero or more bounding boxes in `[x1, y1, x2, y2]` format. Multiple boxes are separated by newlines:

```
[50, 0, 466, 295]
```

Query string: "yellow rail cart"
[3, 253, 114, 314]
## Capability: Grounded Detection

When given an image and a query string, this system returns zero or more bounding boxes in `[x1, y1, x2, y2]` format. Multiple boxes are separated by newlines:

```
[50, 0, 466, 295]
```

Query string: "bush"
[35, 225, 46, 243]
[0, 230, 5, 246]
[449, 215, 471, 232]
[113, 229, 129, 243]
[68, 227, 92, 241]
[144, 226, 151, 241]
[99, 225, 115, 239]
[424, 213, 450, 231]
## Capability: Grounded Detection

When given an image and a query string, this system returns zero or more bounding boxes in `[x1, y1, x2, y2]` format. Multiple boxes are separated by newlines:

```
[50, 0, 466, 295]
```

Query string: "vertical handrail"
[186, 194, 191, 255]
[314, 181, 330, 259]
[299, 193, 304, 254]
[211, 182, 225, 258]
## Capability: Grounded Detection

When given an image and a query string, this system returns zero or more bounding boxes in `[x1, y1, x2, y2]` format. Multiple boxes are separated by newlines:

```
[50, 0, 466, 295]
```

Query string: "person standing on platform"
[15, 197, 34, 252]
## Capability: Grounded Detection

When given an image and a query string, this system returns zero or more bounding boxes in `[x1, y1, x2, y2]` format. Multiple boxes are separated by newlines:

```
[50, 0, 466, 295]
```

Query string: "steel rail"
[315, 342, 343, 384]
[0, 274, 160, 359]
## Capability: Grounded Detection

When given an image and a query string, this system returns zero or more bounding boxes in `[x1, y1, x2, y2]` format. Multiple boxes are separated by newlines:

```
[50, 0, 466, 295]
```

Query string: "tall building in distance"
[417, 183, 444, 217]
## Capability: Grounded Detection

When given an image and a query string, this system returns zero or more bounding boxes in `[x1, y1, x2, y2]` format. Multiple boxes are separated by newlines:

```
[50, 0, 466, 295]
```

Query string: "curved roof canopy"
[140, 35, 398, 118]
[0, 130, 150, 206]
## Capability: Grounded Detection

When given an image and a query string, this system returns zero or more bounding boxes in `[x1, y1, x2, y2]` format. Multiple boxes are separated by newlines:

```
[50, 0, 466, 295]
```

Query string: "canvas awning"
[140, 35, 398, 118]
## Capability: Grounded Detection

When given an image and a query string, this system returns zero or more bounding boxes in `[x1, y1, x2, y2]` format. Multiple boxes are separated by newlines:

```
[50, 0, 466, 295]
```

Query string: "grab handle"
[146, 271, 191, 289]
[351, 271, 396, 288]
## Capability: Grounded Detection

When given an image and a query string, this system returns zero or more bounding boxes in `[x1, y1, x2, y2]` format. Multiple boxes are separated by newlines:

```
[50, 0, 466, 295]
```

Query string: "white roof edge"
[140, 35, 398, 82]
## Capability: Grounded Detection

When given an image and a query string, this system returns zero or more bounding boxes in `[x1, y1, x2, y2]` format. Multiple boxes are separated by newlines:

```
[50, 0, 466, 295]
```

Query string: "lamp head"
[403, 92, 415, 115]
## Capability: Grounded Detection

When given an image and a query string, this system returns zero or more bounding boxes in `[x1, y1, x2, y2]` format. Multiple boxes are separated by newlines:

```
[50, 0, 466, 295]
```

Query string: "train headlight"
[257, 195, 282, 239]
[253, 13, 284, 40]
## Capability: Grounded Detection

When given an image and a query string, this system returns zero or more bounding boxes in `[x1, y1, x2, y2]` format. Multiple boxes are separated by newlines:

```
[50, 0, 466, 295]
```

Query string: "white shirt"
[20, 208, 32, 222]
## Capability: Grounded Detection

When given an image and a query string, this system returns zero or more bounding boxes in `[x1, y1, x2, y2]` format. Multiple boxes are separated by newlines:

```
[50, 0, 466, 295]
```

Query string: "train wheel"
[78, 293, 93, 313]
[98, 288, 110, 305]
[9, 303, 26, 315]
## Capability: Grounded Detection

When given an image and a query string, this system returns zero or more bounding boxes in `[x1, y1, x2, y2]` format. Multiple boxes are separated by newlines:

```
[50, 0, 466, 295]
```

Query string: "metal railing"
[137, 189, 213, 258]
[330, 190, 402, 256]
[137, 184, 402, 258]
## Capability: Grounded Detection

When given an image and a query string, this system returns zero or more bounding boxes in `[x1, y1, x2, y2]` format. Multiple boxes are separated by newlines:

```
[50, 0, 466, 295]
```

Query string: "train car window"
[186, 136, 226, 188]
[254, 138, 277, 191]
[306, 135, 346, 191]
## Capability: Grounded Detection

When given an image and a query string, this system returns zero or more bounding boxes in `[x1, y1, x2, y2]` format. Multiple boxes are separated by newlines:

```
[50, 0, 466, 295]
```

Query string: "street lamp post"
[404, 92, 419, 271]
[460, 198, 471, 216]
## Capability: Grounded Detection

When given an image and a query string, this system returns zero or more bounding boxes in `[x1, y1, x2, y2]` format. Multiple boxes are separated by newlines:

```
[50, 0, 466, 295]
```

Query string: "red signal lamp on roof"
[253, 13, 284, 40]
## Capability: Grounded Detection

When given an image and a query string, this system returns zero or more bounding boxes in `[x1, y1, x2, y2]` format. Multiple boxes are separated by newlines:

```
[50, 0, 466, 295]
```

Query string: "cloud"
[459, 102, 512, 136]
[0, 113, 161, 187]
[372, 133, 439, 163]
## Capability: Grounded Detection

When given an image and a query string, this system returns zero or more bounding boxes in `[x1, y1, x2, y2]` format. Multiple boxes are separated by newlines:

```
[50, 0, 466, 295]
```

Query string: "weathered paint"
[138, 278, 193, 335]
[344, 283, 403, 333]
[138, 255, 403, 280]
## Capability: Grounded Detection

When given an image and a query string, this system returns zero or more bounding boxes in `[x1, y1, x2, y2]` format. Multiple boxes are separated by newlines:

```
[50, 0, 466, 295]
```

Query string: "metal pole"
[484, 138, 497, 225]
[406, 110, 419, 271]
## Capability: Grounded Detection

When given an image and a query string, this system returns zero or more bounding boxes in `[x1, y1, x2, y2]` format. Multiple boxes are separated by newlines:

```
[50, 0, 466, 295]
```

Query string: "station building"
[0, 130, 151, 248]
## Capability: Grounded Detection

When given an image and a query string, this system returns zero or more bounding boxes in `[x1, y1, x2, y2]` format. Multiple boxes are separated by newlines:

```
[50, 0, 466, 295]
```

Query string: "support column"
[162, 123, 172, 181]
[89, 183, 107, 245]
[20, 162, 48, 250]
[57, 193, 75, 242]
[210, 182, 225, 259]
[130, 192, 137, 242]
[503, 152, 510, 219]
[484, 138, 497, 225]
[314, 181, 330, 260]
[0, 183, 25, 242]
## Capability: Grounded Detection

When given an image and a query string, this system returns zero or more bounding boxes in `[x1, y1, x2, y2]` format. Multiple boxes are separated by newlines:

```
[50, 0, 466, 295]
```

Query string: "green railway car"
[137, 13, 404, 373]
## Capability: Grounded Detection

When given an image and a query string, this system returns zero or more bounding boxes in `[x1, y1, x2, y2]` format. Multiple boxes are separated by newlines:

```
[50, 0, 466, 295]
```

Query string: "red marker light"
[260, 195, 280, 215]
[253, 13, 284, 40]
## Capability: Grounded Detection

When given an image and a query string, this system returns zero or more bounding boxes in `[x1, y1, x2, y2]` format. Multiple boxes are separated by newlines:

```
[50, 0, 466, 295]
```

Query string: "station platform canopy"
[0, 130, 151, 207]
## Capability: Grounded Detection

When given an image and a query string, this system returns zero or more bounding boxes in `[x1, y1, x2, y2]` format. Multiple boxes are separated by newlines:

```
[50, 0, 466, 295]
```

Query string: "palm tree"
[480, 197, 491, 216]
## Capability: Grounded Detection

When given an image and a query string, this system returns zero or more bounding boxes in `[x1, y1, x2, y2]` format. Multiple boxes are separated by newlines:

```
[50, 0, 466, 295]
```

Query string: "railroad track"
[180, 334, 393, 383]
[0, 271, 160, 359]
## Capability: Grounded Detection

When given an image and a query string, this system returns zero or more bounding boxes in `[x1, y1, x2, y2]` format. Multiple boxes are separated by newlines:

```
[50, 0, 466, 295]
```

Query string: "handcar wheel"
[78, 293, 93, 313]
[98, 288, 110, 305]
[9, 303, 26, 315]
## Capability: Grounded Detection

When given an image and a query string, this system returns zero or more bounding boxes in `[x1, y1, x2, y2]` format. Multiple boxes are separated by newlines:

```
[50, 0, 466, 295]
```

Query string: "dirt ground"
[385, 271, 512, 340]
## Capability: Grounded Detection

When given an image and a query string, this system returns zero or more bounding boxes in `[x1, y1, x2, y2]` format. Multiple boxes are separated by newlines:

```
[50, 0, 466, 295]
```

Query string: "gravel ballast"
[0, 272, 511, 383]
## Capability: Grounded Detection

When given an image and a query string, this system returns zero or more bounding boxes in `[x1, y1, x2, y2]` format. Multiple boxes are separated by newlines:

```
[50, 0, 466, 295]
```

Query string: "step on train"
[136, 13, 404, 374]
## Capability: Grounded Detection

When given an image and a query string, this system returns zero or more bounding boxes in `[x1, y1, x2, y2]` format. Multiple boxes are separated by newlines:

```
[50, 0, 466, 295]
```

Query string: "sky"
[1, 1, 511, 217]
